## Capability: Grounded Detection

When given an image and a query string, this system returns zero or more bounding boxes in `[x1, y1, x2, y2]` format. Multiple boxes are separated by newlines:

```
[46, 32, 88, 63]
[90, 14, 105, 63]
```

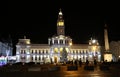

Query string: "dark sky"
[2, 1, 120, 53]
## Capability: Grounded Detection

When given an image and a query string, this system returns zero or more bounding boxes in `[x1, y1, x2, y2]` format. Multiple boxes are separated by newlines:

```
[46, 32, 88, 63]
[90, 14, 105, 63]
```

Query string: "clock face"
[57, 22, 64, 26]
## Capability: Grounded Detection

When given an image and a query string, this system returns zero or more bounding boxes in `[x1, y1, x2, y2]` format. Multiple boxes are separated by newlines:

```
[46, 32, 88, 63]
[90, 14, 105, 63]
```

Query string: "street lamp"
[118, 55, 120, 60]
[118, 55, 120, 62]
[69, 42, 72, 46]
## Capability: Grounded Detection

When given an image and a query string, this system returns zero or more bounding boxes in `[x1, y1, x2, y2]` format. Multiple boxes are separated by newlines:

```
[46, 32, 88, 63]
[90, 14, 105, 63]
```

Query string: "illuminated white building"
[16, 9, 101, 63]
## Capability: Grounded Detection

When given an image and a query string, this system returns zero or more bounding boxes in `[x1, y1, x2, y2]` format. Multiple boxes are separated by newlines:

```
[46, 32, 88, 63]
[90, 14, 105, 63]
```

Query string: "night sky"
[2, 1, 120, 54]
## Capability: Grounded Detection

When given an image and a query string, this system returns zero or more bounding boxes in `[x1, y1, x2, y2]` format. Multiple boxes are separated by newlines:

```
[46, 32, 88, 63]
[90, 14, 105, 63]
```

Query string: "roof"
[71, 44, 89, 49]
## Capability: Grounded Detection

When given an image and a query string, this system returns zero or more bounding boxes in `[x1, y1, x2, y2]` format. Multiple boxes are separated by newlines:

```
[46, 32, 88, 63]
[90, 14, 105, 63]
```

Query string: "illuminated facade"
[16, 9, 101, 63]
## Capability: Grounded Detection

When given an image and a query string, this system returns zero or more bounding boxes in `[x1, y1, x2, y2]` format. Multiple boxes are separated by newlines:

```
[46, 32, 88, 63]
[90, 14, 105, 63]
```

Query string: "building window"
[76, 50, 78, 54]
[54, 40, 58, 44]
[60, 40, 63, 44]
[35, 50, 37, 54]
[46, 50, 48, 54]
[35, 57, 37, 60]
[31, 57, 33, 60]
[21, 56, 25, 59]
[24, 50, 26, 54]
[39, 57, 41, 60]
[31, 50, 34, 54]
[21, 50, 26, 54]
[39, 50, 41, 54]
[65, 40, 68, 44]
[81, 51, 83, 54]
[42, 57, 44, 60]
[21, 50, 23, 54]
[50, 40, 52, 45]
[73, 50, 75, 54]
[96, 52, 97, 55]
[86, 51, 88, 54]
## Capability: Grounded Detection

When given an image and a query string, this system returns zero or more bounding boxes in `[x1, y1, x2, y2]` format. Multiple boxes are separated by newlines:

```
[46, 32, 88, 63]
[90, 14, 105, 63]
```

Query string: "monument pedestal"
[104, 52, 112, 62]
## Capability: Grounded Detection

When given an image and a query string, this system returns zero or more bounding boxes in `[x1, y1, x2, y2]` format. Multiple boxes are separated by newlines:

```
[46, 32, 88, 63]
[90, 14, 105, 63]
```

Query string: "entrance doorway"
[54, 56, 57, 63]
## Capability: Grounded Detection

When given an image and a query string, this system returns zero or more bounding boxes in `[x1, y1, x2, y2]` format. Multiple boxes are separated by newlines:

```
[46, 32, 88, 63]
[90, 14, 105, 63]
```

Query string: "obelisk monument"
[104, 24, 112, 62]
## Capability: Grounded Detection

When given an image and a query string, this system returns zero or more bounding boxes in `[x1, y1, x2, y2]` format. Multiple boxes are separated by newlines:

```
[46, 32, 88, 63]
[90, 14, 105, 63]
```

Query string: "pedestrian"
[86, 59, 89, 66]
[79, 59, 82, 67]
[94, 59, 97, 66]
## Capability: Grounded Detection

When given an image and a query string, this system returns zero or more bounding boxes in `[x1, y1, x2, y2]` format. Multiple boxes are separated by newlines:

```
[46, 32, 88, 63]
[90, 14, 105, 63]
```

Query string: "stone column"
[58, 39, 60, 44]
[48, 38, 51, 45]
[16, 45, 21, 62]
[52, 38, 54, 44]
[63, 39, 65, 44]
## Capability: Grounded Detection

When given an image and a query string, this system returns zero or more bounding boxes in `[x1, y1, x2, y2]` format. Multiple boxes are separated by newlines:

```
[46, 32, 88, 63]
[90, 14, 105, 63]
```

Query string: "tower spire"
[59, 8, 62, 15]
[57, 8, 65, 35]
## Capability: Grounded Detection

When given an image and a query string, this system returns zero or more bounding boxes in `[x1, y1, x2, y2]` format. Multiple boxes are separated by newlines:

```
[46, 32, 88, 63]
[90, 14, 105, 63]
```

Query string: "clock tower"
[57, 9, 65, 35]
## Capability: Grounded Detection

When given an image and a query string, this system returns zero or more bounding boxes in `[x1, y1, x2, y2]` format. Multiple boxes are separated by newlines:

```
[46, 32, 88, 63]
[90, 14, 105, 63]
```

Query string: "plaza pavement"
[0, 63, 120, 77]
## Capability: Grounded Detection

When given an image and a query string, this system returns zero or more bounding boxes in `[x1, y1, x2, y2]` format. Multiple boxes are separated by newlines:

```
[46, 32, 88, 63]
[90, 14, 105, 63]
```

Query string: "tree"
[61, 47, 68, 63]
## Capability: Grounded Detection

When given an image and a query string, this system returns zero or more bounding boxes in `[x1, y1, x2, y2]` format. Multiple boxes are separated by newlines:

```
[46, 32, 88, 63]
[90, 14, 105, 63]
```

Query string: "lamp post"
[69, 42, 72, 46]
[118, 55, 120, 62]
